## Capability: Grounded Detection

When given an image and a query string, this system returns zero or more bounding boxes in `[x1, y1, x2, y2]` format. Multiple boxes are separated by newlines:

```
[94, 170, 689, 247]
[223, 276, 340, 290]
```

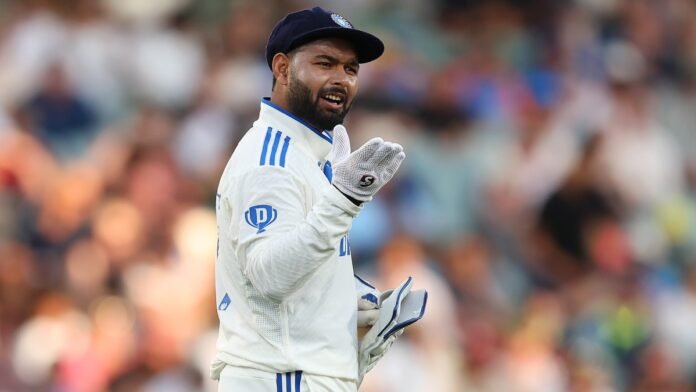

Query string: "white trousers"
[217, 366, 358, 392]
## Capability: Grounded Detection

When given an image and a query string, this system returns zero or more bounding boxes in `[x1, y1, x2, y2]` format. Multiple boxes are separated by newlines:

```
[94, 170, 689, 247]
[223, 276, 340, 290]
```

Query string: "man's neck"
[268, 93, 324, 131]
[269, 91, 290, 114]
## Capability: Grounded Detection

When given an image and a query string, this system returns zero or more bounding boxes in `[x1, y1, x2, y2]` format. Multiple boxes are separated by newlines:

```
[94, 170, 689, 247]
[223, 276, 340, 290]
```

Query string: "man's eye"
[317, 62, 331, 67]
[346, 66, 358, 75]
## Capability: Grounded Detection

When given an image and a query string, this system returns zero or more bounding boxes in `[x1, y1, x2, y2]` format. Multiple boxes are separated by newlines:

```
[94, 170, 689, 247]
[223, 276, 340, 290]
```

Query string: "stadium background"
[2, 0, 696, 390]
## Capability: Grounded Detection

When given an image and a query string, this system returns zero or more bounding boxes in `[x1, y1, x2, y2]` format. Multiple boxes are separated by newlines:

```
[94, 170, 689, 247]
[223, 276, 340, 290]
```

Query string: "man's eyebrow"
[314, 54, 339, 63]
[314, 54, 360, 68]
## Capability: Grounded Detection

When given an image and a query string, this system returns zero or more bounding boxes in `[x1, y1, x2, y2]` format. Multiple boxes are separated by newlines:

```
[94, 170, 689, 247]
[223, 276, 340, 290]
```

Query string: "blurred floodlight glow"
[12, 311, 91, 385]
[93, 198, 145, 262]
[173, 207, 217, 266]
[100, 0, 192, 24]
[91, 296, 135, 334]
[66, 239, 110, 297]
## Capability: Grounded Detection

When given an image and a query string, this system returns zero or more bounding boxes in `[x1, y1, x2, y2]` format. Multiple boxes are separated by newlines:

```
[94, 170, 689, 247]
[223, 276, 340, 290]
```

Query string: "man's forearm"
[245, 186, 361, 300]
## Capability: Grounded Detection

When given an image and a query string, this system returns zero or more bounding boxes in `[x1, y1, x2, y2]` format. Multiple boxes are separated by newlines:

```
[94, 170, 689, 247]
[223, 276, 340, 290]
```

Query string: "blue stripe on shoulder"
[279, 136, 291, 167]
[260, 127, 273, 166]
[269, 130, 282, 166]
[276, 373, 282, 392]
[286, 372, 292, 392]
[260, 128, 291, 168]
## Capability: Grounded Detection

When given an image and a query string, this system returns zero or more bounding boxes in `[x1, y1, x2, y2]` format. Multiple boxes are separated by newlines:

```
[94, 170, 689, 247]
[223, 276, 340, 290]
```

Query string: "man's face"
[285, 38, 359, 130]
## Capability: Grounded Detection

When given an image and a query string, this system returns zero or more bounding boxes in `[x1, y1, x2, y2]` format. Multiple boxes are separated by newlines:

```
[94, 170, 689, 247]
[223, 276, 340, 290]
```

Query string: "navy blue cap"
[265, 7, 384, 69]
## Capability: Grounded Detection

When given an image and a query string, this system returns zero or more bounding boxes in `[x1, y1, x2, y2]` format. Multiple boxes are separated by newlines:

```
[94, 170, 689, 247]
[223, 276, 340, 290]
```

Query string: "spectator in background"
[172, 71, 237, 185]
[210, 0, 274, 122]
[533, 133, 626, 285]
[402, 106, 483, 245]
[20, 63, 98, 160]
[127, 11, 205, 111]
[654, 264, 696, 381]
[61, 0, 128, 122]
[597, 41, 684, 212]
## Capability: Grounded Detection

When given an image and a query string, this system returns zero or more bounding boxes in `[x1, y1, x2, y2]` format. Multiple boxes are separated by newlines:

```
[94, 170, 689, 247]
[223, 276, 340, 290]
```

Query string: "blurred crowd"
[2, 0, 696, 391]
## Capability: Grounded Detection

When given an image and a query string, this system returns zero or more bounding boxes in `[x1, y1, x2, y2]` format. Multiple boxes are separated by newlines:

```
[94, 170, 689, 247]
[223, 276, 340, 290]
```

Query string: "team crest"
[331, 13, 352, 28]
[245, 204, 278, 234]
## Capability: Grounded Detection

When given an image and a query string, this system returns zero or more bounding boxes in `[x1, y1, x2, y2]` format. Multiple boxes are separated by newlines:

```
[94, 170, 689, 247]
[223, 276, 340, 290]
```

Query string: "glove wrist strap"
[333, 185, 363, 206]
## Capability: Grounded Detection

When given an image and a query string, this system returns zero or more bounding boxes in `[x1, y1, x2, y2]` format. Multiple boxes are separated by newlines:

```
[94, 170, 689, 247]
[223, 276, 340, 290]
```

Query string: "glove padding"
[331, 125, 405, 202]
[355, 274, 381, 327]
[358, 276, 428, 383]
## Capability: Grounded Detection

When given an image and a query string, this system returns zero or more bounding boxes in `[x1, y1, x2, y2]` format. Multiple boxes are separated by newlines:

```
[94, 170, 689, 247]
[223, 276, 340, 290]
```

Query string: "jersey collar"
[258, 98, 334, 161]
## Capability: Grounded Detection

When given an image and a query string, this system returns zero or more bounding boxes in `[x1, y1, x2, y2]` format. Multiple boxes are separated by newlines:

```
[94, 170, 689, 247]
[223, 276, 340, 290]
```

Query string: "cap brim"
[290, 27, 385, 64]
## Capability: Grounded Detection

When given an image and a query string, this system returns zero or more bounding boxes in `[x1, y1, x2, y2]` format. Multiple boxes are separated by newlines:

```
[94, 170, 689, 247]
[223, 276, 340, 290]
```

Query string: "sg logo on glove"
[359, 175, 375, 187]
[245, 204, 278, 234]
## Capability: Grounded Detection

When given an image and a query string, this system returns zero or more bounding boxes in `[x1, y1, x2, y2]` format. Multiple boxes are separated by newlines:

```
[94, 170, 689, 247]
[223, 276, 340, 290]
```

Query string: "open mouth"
[320, 92, 346, 111]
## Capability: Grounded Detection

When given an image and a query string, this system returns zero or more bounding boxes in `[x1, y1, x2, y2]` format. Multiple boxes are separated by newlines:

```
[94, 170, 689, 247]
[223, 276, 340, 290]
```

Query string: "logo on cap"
[331, 13, 352, 29]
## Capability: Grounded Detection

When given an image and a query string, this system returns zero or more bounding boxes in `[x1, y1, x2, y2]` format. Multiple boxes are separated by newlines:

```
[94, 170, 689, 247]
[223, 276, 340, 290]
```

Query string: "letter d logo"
[245, 204, 278, 234]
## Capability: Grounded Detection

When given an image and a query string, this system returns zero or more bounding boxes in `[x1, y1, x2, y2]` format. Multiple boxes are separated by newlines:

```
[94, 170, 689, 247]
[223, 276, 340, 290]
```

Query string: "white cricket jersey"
[212, 98, 362, 384]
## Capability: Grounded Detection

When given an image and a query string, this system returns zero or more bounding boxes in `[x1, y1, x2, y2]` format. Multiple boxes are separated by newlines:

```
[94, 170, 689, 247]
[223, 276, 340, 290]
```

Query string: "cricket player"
[211, 7, 423, 391]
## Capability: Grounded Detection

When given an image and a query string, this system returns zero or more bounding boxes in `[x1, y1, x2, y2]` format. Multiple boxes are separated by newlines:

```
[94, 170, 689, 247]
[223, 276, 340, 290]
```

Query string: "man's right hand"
[330, 125, 405, 203]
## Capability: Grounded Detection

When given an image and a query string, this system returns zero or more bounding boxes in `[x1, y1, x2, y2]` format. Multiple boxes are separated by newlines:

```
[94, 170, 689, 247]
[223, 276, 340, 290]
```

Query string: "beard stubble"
[286, 73, 351, 130]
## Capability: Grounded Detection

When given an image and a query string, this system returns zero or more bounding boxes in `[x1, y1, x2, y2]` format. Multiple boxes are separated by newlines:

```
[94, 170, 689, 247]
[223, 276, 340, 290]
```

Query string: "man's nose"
[330, 67, 353, 88]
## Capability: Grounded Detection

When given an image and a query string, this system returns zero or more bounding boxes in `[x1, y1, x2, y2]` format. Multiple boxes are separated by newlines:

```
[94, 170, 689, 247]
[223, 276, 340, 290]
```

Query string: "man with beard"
[211, 7, 408, 392]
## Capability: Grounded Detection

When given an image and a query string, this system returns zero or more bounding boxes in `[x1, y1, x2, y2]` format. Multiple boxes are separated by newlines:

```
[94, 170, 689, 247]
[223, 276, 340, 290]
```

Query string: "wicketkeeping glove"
[355, 274, 381, 327]
[331, 125, 405, 202]
[357, 276, 428, 384]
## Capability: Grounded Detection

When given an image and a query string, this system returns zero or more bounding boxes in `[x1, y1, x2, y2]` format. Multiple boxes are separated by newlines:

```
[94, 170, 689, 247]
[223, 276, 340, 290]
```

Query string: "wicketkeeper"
[211, 7, 427, 391]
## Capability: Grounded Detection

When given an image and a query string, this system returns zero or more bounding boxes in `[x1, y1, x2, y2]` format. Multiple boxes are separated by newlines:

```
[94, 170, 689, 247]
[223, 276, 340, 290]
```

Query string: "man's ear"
[272, 53, 291, 87]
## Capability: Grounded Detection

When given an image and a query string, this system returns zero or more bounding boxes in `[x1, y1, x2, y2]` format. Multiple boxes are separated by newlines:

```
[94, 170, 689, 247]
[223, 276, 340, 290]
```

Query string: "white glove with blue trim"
[355, 274, 381, 327]
[331, 125, 405, 203]
[357, 276, 428, 384]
